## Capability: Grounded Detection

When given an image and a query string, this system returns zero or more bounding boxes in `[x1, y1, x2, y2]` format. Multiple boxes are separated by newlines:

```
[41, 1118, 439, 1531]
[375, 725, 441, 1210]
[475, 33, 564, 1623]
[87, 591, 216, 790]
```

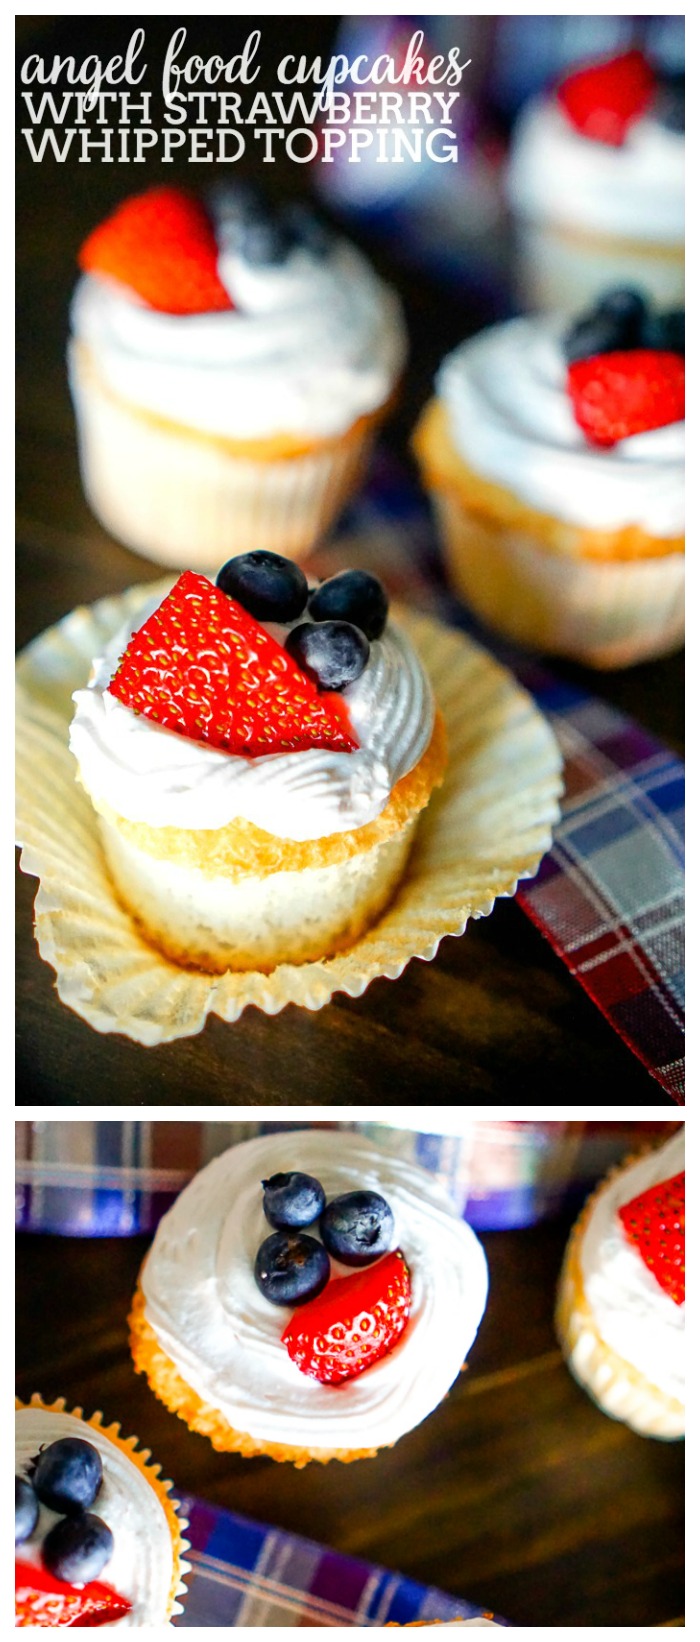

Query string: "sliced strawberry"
[15, 1559, 131, 1627]
[567, 350, 684, 446]
[618, 1170, 685, 1305]
[557, 49, 655, 145]
[108, 571, 358, 757]
[79, 186, 233, 315]
[282, 1249, 412, 1384]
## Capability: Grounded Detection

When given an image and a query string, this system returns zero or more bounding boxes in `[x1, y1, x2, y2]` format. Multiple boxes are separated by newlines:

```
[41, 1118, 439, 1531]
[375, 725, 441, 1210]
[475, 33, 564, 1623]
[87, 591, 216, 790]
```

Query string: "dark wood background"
[16, 1210, 684, 1627]
[16, 17, 683, 1106]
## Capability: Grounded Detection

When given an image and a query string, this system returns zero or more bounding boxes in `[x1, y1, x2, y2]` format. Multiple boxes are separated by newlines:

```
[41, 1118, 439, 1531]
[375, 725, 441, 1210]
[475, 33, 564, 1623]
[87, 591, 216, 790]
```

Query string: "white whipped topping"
[437, 316, 684, 536]
[580, 1129, 684, 1404]
[507, 97, 684, 244]
[15, 1408, 175, 1628]
[140, 1132, 489, 1454]
[69, 233, 406, 441]
[69, 585, 434, 842]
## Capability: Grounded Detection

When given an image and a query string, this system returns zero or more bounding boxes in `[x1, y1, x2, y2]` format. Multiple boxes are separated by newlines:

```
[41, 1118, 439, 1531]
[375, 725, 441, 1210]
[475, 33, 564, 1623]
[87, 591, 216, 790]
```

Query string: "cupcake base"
[512, 217, 685, 313]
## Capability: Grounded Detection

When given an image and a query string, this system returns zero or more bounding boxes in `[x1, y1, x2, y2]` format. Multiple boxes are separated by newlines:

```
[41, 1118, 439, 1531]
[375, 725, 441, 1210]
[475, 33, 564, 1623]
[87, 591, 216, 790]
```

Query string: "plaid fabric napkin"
[175, 1493, 502, 1627]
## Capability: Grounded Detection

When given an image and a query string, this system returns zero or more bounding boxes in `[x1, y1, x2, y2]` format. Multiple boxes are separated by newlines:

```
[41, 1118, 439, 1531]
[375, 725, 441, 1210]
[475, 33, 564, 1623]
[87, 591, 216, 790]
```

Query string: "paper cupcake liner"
[555, 1156, 685, 1440]
[512, 218, 685, 312]
[71, 349, 381, 568]
[15, 1392, 191, 1620]
[16, 579, 562, 1045]
[434, 491, 685, 669]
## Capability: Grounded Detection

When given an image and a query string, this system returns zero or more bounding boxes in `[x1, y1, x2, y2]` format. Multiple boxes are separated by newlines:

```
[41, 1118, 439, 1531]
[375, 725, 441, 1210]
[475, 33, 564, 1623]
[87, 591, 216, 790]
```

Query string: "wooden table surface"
[16, 17, 682, 1108]
[16, 1214, 684, 1628]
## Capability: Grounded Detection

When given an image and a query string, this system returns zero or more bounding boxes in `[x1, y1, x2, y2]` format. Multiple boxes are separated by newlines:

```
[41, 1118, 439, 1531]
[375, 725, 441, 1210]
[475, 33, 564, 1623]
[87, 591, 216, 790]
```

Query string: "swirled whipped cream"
[580, 1129, 684, 1404]
[507, 97, 684, 244]
[69, 230, 406, 442]
[69, 584, 434, 842]
[437, 317, 684, 536]
[140, 1131, 489, 1454]
[15, 1407, 175, 1628]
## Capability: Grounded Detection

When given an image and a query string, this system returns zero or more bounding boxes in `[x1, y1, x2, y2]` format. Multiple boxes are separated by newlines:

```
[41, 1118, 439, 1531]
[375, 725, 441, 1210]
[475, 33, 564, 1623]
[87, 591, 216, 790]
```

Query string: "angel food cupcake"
[68, 185, 406, 566]
[507, 51, 684, 310]
[15, 1395, 187, 1627]
[556, 1128, 684, 1439]
[129, 1130, 489, 1465]
[413, 290, 684, 667]
[69, 555, 446, 972]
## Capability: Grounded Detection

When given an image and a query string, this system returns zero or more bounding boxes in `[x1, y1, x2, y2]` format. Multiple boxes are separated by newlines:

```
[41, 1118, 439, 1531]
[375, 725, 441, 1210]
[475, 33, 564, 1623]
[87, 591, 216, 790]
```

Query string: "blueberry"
[654, 70, 684, 133]
[31, 1438, 102, 1516]
[210, 179, 269, 227]
[563, 311, 630, 364]
[595, 288, 648, 332]
[286, 621, 370, 692]
[320, 1190, 394, 1267]
[42, 1513, 114, 1585]
[15, 1476, 39, 1544]
[641, 307, 685, 355]
[308, 569, 389, 640]
[236, 215, 294, 266]
[216, 552, 308, 623]
[284, 202, 333, 257]
[254, 1231, 330, 1306]
[262, 1171, 326, 1230]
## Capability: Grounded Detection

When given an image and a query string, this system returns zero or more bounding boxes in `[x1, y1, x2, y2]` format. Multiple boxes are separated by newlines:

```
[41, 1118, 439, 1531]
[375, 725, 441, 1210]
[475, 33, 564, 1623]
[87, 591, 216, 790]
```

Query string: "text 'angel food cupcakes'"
[413, 290, 684, 667]
[69, 556, 447, 973]
[506, 50, 684, 311]
[129, 1131, 489, 1466]
[15, 1396, 188, 1628]
[68, 185, 406, 566]
[556, 1128, 684, 1439]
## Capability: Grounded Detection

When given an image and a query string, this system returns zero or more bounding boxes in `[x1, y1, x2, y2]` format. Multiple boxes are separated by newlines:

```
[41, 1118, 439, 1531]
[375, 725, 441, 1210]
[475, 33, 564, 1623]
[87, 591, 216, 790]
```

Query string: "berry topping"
[108, 571, 359, 757]
[31, 1438, 102, 1516]
[233, 215, 295, 267]
[557, 50, 655, 145]
[254, 1231, 331, 1306]
[283, 202, 333, 257]
[308, 569, 389, 640]
[15, 1477, 39, 1545]
[79, 186, 233, 316]
[641, 307, 685, 356]
[286, 621, 370, 692]
[15, 1560, 131, 1628]
[216, 551, 308, 624]
[567, 350, 684, 446]
[320, 1190, 395, 1267]
[262, 1171, 326, 1230]
[42, 1513, 114, 1585]
[654, 68, 685, 134]
[282, 1249, 412, 1384]
[564, 288, 647, 364]
[618, 1170, 685, 1305]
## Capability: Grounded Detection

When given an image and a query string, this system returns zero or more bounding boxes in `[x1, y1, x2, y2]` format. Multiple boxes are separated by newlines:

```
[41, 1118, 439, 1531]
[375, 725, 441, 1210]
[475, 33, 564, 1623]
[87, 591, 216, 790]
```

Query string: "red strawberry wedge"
[618, 1170, 685, 1305]
[568, 350, 685, 446]
[557, 50, 655, 145]
[15, 1559, 131, 1627]
[282, 1249, 412, 1384]
[79, 186, 233, 315]
[108, 571, 358, 757]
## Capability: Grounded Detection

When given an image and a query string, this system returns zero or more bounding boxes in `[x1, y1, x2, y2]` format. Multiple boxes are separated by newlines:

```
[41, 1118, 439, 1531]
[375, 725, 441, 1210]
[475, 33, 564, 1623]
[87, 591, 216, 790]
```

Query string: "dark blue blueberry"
[42, 1513, 114, 1585]
[320, 1191, 394, 1267]
[216, 552, 308, 623]
[254, 1231, 330, 1306]
[654, 70, 684, 133]
[236, 214, 294, 266]
[286, 621, 369, 692]
[564, 289, 647, 364]
[284, 202, 333, 257]
[641, 307, 685, 355]
[209, 180, 271, 240]
[596, 288, 648, 331]
[262, 1171, 326, 1230]
[31, 1438, 102, 1516]
[308, 569, 389, 640]
[15, 1477, 39, 1545]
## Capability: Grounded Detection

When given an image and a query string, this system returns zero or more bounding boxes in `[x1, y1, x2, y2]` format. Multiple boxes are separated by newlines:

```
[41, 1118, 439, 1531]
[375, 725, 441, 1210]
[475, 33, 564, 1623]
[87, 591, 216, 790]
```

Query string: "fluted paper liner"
[16, 580, 562, 1045]
[16, 1392, 191, 1620]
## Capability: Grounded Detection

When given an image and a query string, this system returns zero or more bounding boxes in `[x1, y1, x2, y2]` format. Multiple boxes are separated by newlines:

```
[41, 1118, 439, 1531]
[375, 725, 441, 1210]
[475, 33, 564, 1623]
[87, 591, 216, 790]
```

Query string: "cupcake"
[68, 184, 406, 567]
[68, 555, 446, 973]
[506, 50, 684, 311]
[556, 1128, 684, 1439]
[129, 1130, 489, 1465]
[413, 291, 684, 667]
[15, 1394, 188, 1627]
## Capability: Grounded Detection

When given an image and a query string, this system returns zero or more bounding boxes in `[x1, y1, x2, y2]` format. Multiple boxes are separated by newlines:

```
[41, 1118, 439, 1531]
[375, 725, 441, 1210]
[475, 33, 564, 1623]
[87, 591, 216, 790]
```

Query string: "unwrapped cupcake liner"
[16, 580, 562, 1045]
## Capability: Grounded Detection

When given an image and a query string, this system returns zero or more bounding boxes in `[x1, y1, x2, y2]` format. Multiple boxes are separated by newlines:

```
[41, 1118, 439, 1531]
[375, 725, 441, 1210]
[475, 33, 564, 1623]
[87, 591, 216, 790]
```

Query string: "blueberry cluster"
[653, 68, 684, 134]
[15, 1438, 113, 1583]
[216, 552, 389, 692]
[564, 288, 685, 365]
[210, 182, 333, 267]
[254, 1170, 395, 1306]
